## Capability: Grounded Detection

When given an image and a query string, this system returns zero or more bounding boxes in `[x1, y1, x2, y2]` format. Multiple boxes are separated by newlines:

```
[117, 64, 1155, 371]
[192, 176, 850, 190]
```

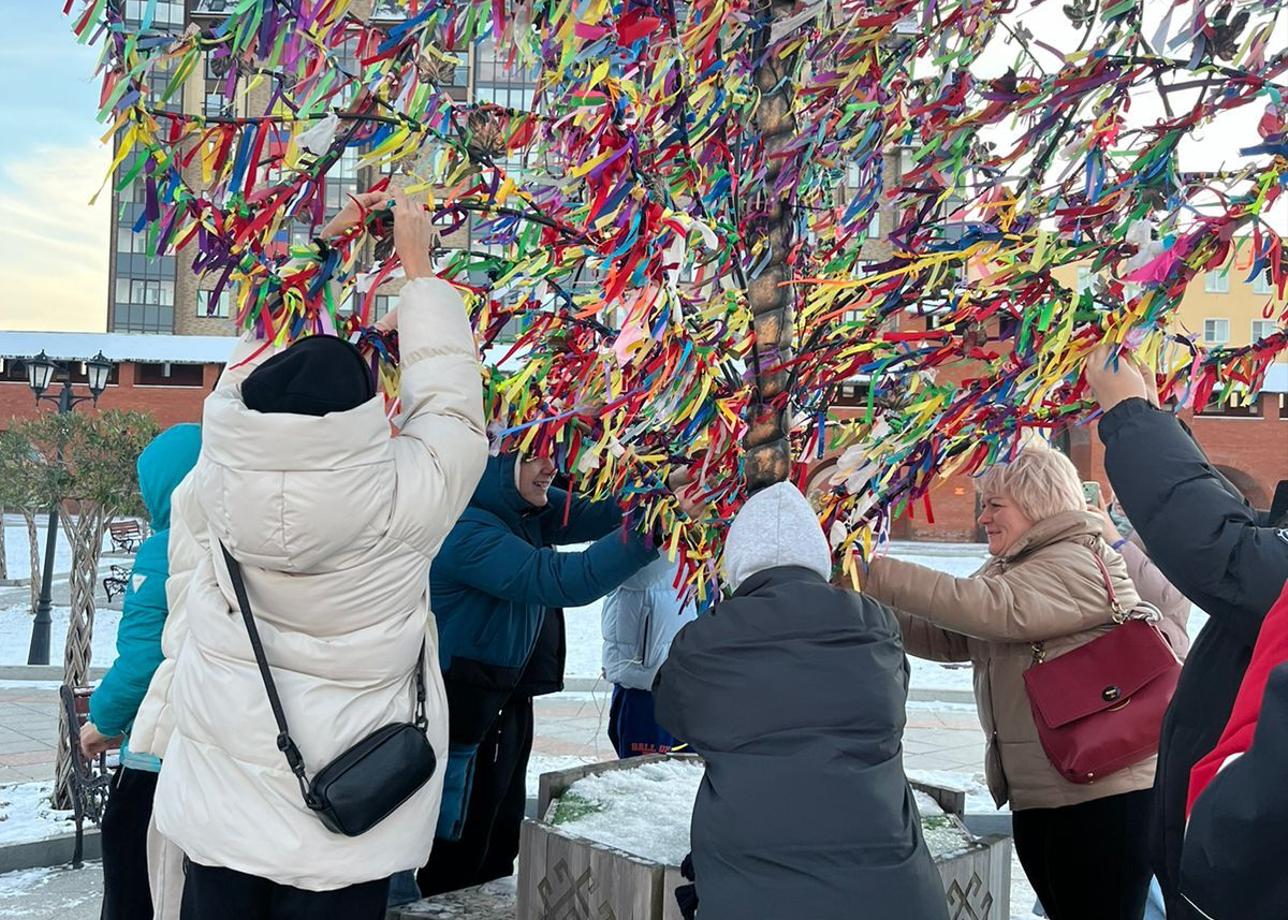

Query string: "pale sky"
[0, 2, 109, 333]
[0, 1, 1279, 335]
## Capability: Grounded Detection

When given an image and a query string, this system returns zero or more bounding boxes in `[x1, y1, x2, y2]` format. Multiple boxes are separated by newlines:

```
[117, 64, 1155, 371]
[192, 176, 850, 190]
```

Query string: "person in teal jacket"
[415, 452, 700, 898]
[82, 423, 201, 920]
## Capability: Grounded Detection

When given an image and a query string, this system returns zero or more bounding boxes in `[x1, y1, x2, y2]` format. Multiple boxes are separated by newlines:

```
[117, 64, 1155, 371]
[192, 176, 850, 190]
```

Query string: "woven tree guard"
[19, 411, 159, 808]
[742, 0, 802, 494]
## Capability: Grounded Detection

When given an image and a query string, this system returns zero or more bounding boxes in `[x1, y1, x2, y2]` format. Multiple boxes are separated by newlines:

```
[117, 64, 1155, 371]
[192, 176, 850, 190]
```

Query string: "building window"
[1075, 266, 1095, 293]
[134, 363, 206, 387]
[373, 294, 396, 322]
[1252, 320, 1279, 342]
[834, 380, 871, 407]
[204, 92, 230, 117]
[1204, 269, 1230, 294]
[1203, 318, 1230, 346]
[198, 289, 233, 319]
[323, 147, 361, 216]
[123, 0, 185, 26]
[1252, 271, 1273, 295]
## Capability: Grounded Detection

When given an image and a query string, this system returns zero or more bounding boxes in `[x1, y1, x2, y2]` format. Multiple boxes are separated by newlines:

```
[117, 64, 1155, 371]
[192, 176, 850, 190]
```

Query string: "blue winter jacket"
[90, 424, 201, 771]
[431, 453, 657, 838]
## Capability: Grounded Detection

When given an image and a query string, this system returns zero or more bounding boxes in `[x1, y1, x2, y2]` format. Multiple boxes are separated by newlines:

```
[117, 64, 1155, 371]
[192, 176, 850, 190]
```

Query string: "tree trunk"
[742, 0, 801, 493]
[53, 505, 106, 809]
[23, 511, 40, 615]
[0, 507, 7, 581]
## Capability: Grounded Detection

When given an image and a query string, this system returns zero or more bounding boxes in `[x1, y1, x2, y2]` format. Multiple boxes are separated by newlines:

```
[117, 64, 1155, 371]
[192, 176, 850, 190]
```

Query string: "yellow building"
[1056, 238, 1285, 361]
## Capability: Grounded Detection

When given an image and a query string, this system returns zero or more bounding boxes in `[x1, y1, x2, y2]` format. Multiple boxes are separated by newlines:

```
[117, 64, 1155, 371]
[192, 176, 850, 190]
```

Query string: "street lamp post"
[24, 351, 113, 666]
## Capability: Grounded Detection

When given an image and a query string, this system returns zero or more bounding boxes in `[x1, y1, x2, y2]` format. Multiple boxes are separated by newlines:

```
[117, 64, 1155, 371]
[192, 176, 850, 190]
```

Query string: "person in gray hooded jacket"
[653, 482, 948, 920]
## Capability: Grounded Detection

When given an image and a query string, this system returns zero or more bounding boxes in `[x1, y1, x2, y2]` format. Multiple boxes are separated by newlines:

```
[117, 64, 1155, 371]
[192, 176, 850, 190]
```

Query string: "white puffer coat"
[150, 277, 487, 890]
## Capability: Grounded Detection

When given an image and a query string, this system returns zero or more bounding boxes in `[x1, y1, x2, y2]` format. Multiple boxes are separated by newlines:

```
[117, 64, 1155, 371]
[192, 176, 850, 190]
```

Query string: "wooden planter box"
[519, 754, 1011, 920]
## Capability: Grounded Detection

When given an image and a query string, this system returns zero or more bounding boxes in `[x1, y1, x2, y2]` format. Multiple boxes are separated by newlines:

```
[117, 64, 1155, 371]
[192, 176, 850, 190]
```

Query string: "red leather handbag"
[1022, 552, 1182, 785]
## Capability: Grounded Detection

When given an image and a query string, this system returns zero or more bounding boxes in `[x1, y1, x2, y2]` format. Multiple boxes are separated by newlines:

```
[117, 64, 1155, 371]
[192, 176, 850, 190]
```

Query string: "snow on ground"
[0, 862, 102, 920]
[0, 605, 123, 667]
[553, 758, 705, 866]
[2, 517, 119, 584]
[0, 782, 75, 846]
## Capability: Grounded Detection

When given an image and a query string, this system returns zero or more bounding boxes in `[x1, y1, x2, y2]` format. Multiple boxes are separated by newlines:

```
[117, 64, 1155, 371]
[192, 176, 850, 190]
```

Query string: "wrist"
[402, 258, 434, 280]
[1110, 536, 1128, 551]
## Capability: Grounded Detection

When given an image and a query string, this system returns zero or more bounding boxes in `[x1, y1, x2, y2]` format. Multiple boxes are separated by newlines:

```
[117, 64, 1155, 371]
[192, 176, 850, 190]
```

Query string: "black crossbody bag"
[220, 543, 437, 837]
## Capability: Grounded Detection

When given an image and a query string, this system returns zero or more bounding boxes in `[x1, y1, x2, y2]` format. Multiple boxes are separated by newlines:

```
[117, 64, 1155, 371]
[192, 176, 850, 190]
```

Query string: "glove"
[676, 853, 699, 920]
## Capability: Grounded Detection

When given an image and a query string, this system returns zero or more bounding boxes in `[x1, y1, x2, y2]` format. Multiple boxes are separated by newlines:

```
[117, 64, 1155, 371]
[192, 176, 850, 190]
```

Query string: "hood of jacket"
[467, 453, 539, 527]
[196, 386, 397, 572]
[723, 482, 833, 592]
[138, 424, 202, 532]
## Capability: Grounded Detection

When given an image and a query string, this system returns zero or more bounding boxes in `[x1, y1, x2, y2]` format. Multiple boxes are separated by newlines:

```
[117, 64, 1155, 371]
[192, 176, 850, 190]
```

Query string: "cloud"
[0, 143, 111, 333]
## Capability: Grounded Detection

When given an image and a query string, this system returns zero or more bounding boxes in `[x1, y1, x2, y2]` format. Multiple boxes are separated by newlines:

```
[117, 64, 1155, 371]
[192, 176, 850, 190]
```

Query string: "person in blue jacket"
[416, 451, 699, 897]
[81, 423, 201, 920]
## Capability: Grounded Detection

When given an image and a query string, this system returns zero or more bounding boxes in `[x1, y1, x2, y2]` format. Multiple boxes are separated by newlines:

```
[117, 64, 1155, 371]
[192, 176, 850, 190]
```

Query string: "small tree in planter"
[20, 410, 158, 806]
[0, 429, 49, 610]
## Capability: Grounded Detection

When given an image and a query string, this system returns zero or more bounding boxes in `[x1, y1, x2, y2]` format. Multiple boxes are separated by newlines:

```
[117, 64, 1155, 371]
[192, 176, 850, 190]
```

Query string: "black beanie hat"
[241, 335, 375, 417]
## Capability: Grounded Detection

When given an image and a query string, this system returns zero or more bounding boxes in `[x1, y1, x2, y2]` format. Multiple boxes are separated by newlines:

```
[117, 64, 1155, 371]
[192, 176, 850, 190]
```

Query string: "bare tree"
[0, 430, 47, 611]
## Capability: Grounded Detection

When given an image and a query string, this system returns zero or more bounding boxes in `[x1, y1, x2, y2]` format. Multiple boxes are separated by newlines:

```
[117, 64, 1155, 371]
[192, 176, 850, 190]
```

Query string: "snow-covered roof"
[0, 332, 237, 366]
[1262, 363, 1288, 394]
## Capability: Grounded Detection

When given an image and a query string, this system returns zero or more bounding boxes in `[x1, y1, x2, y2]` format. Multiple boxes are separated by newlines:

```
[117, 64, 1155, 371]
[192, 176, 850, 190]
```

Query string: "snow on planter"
[519, 754, 1011, 920]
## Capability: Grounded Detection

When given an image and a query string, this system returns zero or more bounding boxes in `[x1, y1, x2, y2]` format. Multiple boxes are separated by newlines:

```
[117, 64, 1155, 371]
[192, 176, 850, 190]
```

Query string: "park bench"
[59, 686, 117, 869]
[102, 564, 130, 603]
[108, 520, 144, 554]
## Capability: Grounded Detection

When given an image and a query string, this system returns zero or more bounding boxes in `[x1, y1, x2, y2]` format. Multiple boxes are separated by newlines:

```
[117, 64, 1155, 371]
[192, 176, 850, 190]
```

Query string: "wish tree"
[64, 0, 1287, 597]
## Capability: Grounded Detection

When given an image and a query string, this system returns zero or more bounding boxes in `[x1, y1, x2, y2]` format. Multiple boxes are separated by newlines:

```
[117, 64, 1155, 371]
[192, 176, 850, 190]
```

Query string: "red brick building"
[806, 362, 1288, 542]
[4, 331, 1282, 543]
[0, 332, 234, 430]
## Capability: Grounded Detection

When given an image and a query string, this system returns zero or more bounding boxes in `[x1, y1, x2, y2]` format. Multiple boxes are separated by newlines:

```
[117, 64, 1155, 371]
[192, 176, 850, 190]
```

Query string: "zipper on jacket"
[493, 712, 504, 764]
[638, 613, 651, 665]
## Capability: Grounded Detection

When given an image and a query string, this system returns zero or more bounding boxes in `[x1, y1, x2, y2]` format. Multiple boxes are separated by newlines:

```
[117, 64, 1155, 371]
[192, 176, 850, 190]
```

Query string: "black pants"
[180, 860, 389, 920]
[418, 696, 534, 896]
[101, 766, 159, 920]
[1012, 789, 1153, 920]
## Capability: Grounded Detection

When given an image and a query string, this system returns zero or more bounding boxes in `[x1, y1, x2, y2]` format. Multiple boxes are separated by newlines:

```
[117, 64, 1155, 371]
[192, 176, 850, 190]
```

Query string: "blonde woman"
[863, 444, 1156, 920]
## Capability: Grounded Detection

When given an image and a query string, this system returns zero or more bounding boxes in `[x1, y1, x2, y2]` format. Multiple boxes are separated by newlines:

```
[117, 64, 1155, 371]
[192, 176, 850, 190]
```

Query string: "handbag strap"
[1090, 551, 1127, 621]
[218, 543, 429, 806]
[1031, 545, 1131, 666]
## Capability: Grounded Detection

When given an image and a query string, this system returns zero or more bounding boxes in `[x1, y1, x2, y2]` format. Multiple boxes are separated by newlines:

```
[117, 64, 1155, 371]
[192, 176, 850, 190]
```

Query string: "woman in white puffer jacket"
[147, 194, 488, 918]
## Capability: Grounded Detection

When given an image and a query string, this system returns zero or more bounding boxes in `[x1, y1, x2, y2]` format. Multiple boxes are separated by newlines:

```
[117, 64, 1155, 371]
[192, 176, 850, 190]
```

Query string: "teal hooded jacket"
[90, 424, 201, 771]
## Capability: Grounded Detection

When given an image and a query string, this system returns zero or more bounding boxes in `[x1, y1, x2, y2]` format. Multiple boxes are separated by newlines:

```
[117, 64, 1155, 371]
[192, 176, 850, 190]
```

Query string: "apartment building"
[107, 0, 536, 337]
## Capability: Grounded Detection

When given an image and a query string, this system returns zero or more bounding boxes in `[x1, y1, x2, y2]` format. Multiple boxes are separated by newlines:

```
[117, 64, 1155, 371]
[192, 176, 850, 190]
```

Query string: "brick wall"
[808, 392, 1287, 543]
[0, 361, 218, 431]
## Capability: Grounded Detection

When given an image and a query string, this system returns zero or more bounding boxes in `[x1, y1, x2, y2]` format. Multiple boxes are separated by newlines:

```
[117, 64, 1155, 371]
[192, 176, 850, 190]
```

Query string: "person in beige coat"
[143, 193, 488, 919]
[863, 443, 1157, 920]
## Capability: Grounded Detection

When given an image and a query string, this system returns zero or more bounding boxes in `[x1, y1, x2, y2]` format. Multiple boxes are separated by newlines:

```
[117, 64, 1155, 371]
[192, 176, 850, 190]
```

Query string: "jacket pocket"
[435, 742, 480, 842]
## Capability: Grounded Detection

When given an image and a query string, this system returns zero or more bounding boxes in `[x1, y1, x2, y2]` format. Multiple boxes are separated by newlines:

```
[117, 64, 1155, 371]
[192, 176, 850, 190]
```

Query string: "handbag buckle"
[1102, 685, 1121, 703]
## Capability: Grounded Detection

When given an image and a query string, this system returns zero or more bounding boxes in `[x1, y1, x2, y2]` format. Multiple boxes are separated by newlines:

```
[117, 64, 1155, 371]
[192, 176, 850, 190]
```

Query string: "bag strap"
[219, 543, 319, 807]
[218, 543, 431, 798]
[1031, 546, 1133, 666]
[1090, 551, 1127, 621]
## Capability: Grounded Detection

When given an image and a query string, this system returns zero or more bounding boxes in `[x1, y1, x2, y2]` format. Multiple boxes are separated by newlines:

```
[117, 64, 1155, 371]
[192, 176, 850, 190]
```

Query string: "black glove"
[675, 853, 699, 920]
[675, 884, 699, 920]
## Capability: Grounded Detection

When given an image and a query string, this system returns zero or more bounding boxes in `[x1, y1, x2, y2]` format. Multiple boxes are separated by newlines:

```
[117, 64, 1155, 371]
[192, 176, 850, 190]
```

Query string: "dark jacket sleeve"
[1100, 398, 1288, 648]
[443, 516, 657, 608]
[1181, 662, 1288, 919]
[539, 490, 625, 545]
[652, 618, 701, 742]
[89, 539, 168, 737]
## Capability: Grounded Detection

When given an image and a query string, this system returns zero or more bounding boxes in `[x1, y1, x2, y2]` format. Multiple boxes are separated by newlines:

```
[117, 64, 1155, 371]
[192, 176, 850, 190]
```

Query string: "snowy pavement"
[0, 863, 102, 920]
